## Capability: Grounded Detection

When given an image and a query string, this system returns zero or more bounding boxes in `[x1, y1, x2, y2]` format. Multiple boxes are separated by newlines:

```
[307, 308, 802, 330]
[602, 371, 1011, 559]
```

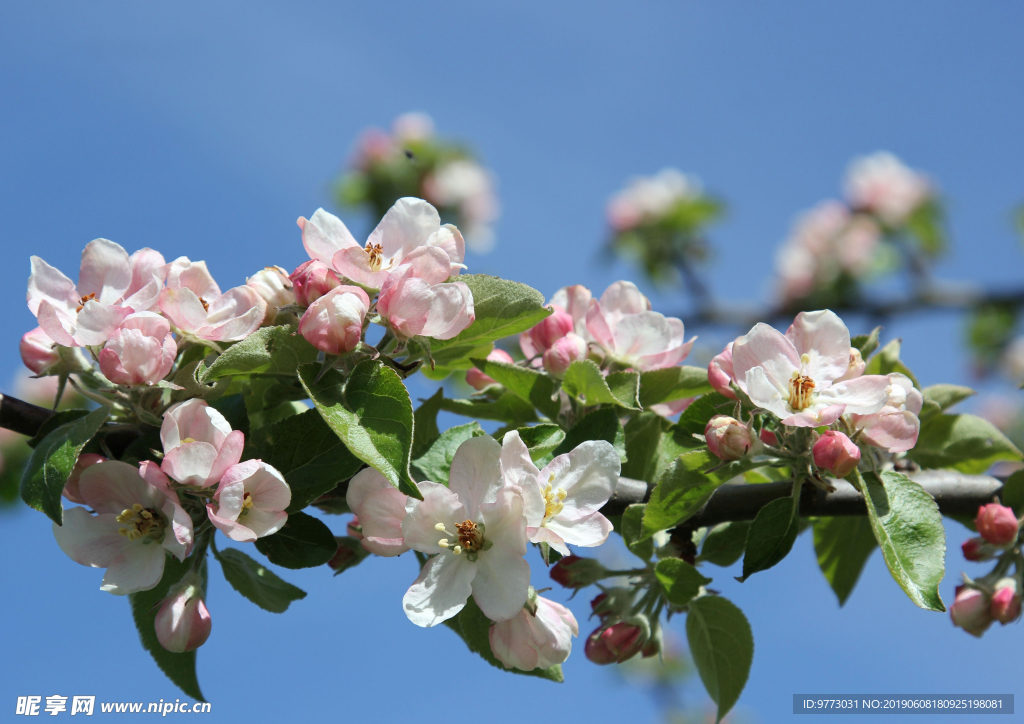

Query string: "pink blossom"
[52, 460, 193, 595]
[975, 503, 1019, 547]
[836, 348, 866, 382]
[160, 399, 245, 487]
[950, 585, 993, 637]
[297, 285, 370, 355]
[20, 327, 59, 374]
[352, 128, 395, 168]
[606, 168, 702, 231]
[246, 266, 295, 325]
[845, 152, 932, 226]
[159, 257, 266, 342]
[705, 416, 757, 461]
[708, 342, 737, 399]
[549, 285, 593, 339]
[392, 112, 435, 142]
[543, 333, 588, 379]
[585, 281, 695, 371]
[27, 240, 165, 347]
[466, 349, 514, 390]
[731, 310, 891, 427]
[62, 453, 106, 505]
[991, 579, 1022, 625]
[155, 577, 212, 653]
[423, 159, 500, 254]
[98, 312, 176, 386]
[520, 306, 574, 360]
[649, 397, 695, 418]
[489, 596, 579, 671]
[345, 467, 409, 557]
[585, 622, 646, 664]
[813, 431, 861, 478]
[849, 373, 922, 452]
[376, 248, 474, 341]
[289, 260, 341, 307]
[207, 460, 291, 542]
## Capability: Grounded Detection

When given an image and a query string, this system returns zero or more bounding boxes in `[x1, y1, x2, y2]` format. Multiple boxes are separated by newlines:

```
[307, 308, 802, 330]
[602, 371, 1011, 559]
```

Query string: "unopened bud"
[549, 555, 607, 589]
[705, 416, 756, 461]
[527, 306, 575, 352]
[759, 428, 778, 447]
[62, 453, 106, 505]
[836, 348, 866, 382]
[813, 431, 861, 478]
[154, 581, 212, 653]
[247, 266, 295, 325]
[950, 585, 993, 637]
[20, 327, 59, 374]
[975, 503, 1019, 547]
[289, 260, 341, 307]
[587, 621, 647, 664]
[991, 579, 1022, 625]
[961, 537, 993, 562]
[542, 333, 588, 379]
[466, 348, 514, 391]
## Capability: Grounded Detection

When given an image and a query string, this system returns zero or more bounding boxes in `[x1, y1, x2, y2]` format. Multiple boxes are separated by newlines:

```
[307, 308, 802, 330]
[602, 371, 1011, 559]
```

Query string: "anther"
[452, 546, 463, 555]
[438, 539, 449, 548]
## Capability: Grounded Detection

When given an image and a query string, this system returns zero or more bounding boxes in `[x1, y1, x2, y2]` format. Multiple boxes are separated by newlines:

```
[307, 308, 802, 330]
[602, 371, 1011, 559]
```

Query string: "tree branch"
[0, 393, 54, 438]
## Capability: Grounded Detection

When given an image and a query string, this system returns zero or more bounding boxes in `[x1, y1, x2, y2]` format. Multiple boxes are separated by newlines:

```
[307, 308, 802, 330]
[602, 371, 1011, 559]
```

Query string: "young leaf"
[552, 408, 626, 461]
[439, 391, 539, 426]
[739, 492, 799, 581]
[921, 384, 975, 414]
[253, 511, 338, 569]
[622, 412, 666, 484]
[909, 413, 1022, 474]
[298, 360, 419, 499]
[606, 371, 642, 410]
[856, 470, 946, 612]
[638, 366, 713, 407]
[656, 558, 711, 607]
[621, 504, 654, 561]
[412, 388, 445, 459]
[470, 359, 561, 420]
[515, 424, 565, 463]
[697, 521, 752, 567]
[129, 555, 204, 701]
[850, 326, 882, 357]
[813, 516, 876, 607]
[412, 422, 485, 484]
[21, 406, 109, 525]
[561, 360, 640, 410]
[673, 392, 735, 438]
[686, 595, 753, 724]
[864, 338, 919, 387]
[216, 547, 306, 613]
[202, 325, 319, 380]
[249, 409, 363, 513]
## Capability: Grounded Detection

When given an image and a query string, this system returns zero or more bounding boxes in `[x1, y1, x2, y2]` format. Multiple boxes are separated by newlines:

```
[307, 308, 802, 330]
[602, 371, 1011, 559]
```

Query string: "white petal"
[744, 367, 792, 419]
[545, 511, 614, 549]
[367, 197, 441, 262]
[500, 431, 543, 527]
[403, 553, 475, 627]
[820, 374, 891, 415]
[732, 323, 800, 393]
[785, 310, 851, 385]
[401, 482, 465, 554]
[539, 440, 619, 520]
[52, 509, 126, 568]
[447, 435, 502, 520]
[479, 486, 528, 555]
[472, 541, 530, 623]
[78, 239, 132, 304]
[100, 541, 166, 595]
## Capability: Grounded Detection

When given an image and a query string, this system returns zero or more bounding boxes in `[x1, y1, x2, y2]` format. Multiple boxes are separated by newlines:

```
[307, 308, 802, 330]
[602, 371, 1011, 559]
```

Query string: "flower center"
[115, 503, 166, 543]
[434, 520, 490, 561]
[542, 478, 567, 523]
[788, 371, 816, 411]
[363, 242, 391, 272]
[238, 492, 254, 518]
[198, 296, 210, 312]
[76, 292, 97, 312]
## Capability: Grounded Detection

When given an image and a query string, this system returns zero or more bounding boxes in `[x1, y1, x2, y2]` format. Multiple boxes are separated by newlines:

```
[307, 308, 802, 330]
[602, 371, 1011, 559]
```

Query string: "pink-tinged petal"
[479, 486, 528, 556]
[27, 256, 79, 316]
[164, 257, 221, 298]
[448, 435, 503, 520]
[206, 430, 245, 487]
[331, 247, 391, 289]
[301, 208, 360, 266]
[244, 461, 291, 512]
[399, 246, 455, 286]
[418, 281, 474, 340]
[732, 323, 800, 393]
[545, 511, 614, 549]
[584, 302, 615, 351]
[77, 239, 133, 304]
[540, 440, 620, 519]
[529, 525, 570, 557]
[126, 248, 166, 299]
[472, 541, 531, 623]
[821, 374, 891, 415]
[489, 596, 577, 671]
[239, 507, 288, 539]
[160, 496, 193, 561]
[743, 367, 791, 420]
[427, 223, 466, 271]
[202, 286, 266, 341]
[206, 502, 255, 542]
[599, 281, 650, 315]
[213, 475, 247, 521]
[708, 342, 737, 399]
[20, 326, 60, 374]
[403, 553, 475, 627]
[346, 467, 394, 512]
[366, 197, 442, 261]
[36, 300, 78, 347]
[52, 509, 126, 568]
[100, 539, 166, 595]
[298, 285, 369, 354]
[636, 334, 695, 371]
[650, 398, 695, 418]
[785, 310, 852, 385]
[161, 399, 231, 451]
[159, 288, 210, 333]
[79, 460, 164, 514]
[781, 403, 845, 427]
[550, 285, 593, 337]
[122, 277, 164, 314]
[860, 409, 921, 453]
[500, 431, 543, 527]
[73, 300, 131, 346]
[350, 473, 409, 556]
[401, 482, 466, 554]
[161, 442, 219, 486]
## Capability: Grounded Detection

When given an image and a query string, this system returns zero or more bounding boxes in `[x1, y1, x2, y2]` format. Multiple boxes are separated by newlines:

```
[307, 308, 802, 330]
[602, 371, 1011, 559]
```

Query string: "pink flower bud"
[98, 312, 177, 386]
[962, 537, 988, 562]
[542, 333, 588, 379]
[20, 327, 59, 374]
[975, 503, 1019, 547]
[836, 347, 866, 382]
[527, 306, 575, 353]
[592, 622, 645, 664]
[991, 579, 1022, 624]
[247, 266, 295, 324]
[590, 593, 611, 619]
[708, 342, 737, 399]
[298, 285, 370, 355]
[466, 349, 514, 390]
[759, 428, 779, 447]
[155, 584, 212, 653]
[289, 260, 341, 307]
[584, 629, 619, 665]
[705, 416, 755, 461]
[549, 555, 607, 589]
[813, 431, 861, 478]
[950, 585, 993, 637]
[62, 453, 106, 505]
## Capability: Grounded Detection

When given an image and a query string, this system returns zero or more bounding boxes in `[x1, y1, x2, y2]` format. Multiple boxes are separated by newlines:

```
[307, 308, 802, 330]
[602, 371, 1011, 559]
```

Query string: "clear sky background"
[1, 3, 1022, 723]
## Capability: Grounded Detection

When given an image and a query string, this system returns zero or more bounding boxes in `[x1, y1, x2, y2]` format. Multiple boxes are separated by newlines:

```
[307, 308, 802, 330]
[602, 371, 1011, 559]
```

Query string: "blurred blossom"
[844, 151, 932, 227]
[423, 159, 499, 253]
[392, 112, 435, 142]
[606, 168, 702, 232]
[1000, 337, 1024, 383]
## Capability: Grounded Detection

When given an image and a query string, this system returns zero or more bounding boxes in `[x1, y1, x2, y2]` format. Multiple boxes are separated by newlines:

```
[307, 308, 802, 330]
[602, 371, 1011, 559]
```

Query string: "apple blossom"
[837, 347, 866, 382]
[52, 460, 193, 595]
[159, 257, 266, 342]
[297, 285, 370, 355]
[20, 327, 59, 374]
[606, 168, 702, 232]
[489, 595, 579, 671]
[543, 333, 588, 379]
[246, 266, 295, 325]
[549, 284, 593, 339]
[950, 585, 993, 637]
[400, 435, 530, 626]
[549, 555, 608, 589]
[289, 260, 341, 307]
[708, 341, 737, 399]
[27, 239, 165, 347]
[466, 348, 514, 390]
[423, 158, 500, 253]
[352, 127, 395, 169]
[206, 460, 291, 542]
[520, 306, 574, 361]
[849, 372, 922, 452]
[392, 111, 434, 142]
[160, 399, 245, 487]
[376, 248, 475, 341]
[845, 151, 932, 226]
[98, 312, 176, 386]
[813, 431, 861, 478]
[961, 537, 989, 562]
[62, 453, 106, 505]
[705, 416, 757, 461]
[731, 309, 890, 427]
[649, 397, 695, 419]
[991, 579, 1021, 625]
[585, 621, 646, 665]
[155, 575, 212, 653]
[975, 503, 1019, 547]
[298, 199, 465, 290]
[345, 467, 409, 557]
[500, 430, 619, 557]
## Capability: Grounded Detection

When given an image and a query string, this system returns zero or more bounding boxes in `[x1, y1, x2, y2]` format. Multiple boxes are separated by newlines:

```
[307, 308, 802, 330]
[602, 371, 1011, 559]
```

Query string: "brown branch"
[0, 394, 55, 438]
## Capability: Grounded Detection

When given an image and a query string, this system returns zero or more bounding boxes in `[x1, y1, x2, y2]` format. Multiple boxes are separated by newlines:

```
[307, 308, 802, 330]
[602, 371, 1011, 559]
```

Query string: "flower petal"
[447, 435, 503, 520]
[366, 197, 441, 262]
[52, 509, 126, 568]
[302, 208, 360, 266]
[100, 538, 166, 595]
[403, 553, 475, 627]
[401, 482, 465, 555]
[732, 323, 800, 393]
[821, 374, 891, 415]
[545, 510, 614, 549]
[472, 540, 530, 623]
[539, 440, 619, 520]
[785, 310, 851, 385]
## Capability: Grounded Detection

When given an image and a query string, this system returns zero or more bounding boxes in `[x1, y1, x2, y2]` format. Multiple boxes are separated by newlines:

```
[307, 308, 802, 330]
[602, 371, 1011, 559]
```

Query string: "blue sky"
[1, 3, 1022, 723]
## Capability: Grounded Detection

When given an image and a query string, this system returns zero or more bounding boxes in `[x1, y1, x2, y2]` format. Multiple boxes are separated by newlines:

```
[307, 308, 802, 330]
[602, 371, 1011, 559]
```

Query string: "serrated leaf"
[922, 384, 975, 413]
[552, 408, 626, 462]
[412, 422, 485, 484]
[621, 504, 653, 561]
[561, 360, 640, 410]
[656, 558, 711, 606]
[856, 470, 946, 612]
[864, 338, 919, 387]
[439, 390, 539, 426]
[470, 359, 561, 420]
[697, 521, 751, 567]
[216, 547, 306, 613]
[250, 408, 363, 513]
[909, 412, 1022, 474]
[686, 595, 753, 723]
[254, 511, 338, 569]
[129, 556, 204, 701]
[673, 392, 735, 438]
[202, 325, 320, 380]
[850, 326, 882, 357]
[21, 406, 109, 524]
[299, 360, 419, 499]
[813, 516, 876, 606]
[740, 492, 799, 581]
[412, 388, 445, 459]
[607, 371, 642, 410]
[639, 366, 713, 407]
[515, 424, 565, 463]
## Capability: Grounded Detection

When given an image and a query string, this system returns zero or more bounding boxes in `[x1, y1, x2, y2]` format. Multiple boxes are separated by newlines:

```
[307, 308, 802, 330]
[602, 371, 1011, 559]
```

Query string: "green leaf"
[515, 424, 565, 463]
[909, 413, 1022, 474]
[439, 391, 539, 426]
[639, 366, 713, 407]
[813, 516, 877, 606]
[254, 511, 338, 569]
[1000, 469, 1024, 517]
[470, 359, 561, 420]
[250, 409, 363, 513]
[740, 492, 799, 581]
[622, 412, 666, 484]
[698, 521, 751, 567]
[427, 275, 551, 370]
[552, 408, 626, 462]
[129, 555, 204, 701]
[20, 406, 109, 524]
[850, 326, 882, 358]
[210, 393, 251, 436]
[864, 338, 918, 387]
[299, 360, 419, 499]
[621, 504, 654, 561]
[26, 409, 88, 449]
[686, 596, 753, 723]
[412, 422, 485, 484]
[243, 377, 306, 429]
[641, 450, 758, 541]
[412, 389, 445, 459]
[673, 392, 735, 438]
[656, 558, 711, 607]
[446, 597, 564, 682]
[561, 360, 640, 410]
[921, 384, 975, 415]
[216, 547, 306, 613]
[202, 325, 319, 381]
[856, 470, 946, 612]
